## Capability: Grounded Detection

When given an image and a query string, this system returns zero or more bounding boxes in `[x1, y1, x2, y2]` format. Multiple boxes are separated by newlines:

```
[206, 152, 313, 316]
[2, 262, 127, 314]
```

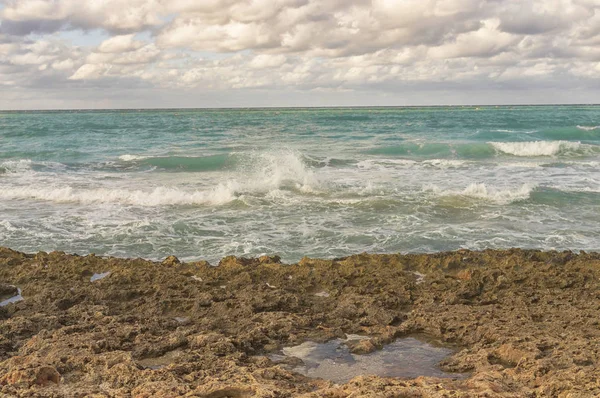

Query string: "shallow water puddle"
[276, 336, 463, 384]
[0, 288, 24, 307]
[90, 271, 111, 282]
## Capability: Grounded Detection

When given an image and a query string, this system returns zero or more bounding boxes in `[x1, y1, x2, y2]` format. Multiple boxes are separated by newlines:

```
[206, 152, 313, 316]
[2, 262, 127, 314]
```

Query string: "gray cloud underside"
[0, 0, 599, 108]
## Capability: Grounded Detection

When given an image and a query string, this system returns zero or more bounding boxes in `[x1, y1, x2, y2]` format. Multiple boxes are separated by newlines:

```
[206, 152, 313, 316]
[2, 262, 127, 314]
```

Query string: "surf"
[489, 141, 599, 157]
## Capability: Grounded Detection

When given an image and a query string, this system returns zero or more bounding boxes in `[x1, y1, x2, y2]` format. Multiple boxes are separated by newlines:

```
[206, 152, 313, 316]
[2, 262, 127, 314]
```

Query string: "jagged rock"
[162, 255, 181, 266]
[0, 284, 18, 300]
[0, 247, 598, 397]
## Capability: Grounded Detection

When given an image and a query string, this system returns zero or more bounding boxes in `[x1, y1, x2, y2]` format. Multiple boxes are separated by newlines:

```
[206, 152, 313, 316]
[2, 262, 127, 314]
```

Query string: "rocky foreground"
[0, 247, 599, 397]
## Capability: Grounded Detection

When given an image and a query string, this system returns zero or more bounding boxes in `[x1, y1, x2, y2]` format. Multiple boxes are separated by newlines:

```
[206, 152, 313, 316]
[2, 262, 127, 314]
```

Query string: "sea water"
[277, 336, 463, 383]
[1, 106, 600, 263]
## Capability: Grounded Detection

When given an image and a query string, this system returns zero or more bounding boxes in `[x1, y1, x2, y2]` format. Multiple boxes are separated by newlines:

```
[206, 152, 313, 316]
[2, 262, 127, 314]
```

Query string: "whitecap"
[576, 125, 600, 131]
[0, 184, 238, 206]
[0, 159, 33, 173]
[118, 154, 147, 161]
[425, 183, 534, 204]
[460, 183, 533, 203]
[489, 141, 590, 157]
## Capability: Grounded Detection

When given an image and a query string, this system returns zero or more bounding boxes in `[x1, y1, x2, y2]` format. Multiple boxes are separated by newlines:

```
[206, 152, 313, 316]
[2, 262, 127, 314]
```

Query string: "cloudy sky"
[1, 0, 599, 109]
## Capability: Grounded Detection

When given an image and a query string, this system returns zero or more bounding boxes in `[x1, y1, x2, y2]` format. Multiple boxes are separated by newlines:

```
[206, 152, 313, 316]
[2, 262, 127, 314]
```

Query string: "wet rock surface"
[0, 247, 598, 397]
[0, 284, 19, 301]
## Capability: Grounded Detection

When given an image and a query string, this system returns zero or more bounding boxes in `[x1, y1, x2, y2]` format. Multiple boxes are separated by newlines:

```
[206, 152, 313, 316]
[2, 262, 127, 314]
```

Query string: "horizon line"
[1, 103, 600, 112]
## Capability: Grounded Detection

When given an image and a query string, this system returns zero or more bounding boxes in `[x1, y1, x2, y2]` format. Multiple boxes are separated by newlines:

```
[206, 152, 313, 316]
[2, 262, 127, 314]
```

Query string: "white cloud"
[249, 54, 287, 69]
[69, 63, 110, 80]
[1, 0, 163, 33]
[157, 20, 276, 52]
[0, 0, 599, 107]
[429, 20, 520, 59]
[87, 43, 160, 65]
[97, 34, 144, 53]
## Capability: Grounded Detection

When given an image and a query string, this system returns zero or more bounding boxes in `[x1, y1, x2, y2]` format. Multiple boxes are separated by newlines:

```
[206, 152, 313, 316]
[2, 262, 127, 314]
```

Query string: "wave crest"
[0, 151, 318, 207]
[0, 185, 238, 206]
[118, 154, 147, 161]
[461, 183, 533, 203]
[576, 125, 600, 131]
[0, 159, 33, 173]
[426, 183, 534, 204]
[489, 141, 595, 157]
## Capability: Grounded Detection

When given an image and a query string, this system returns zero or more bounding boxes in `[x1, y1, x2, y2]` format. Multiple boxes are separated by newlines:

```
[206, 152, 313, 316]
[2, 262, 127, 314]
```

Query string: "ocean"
[1, 106, 599, 263]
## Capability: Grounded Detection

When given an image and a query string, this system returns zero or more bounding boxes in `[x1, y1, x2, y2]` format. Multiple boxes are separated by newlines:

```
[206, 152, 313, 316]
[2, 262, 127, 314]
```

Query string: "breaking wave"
[489, 141, 597, 157]
[0, 150, 319, 206]
[426, 183, 534, 204]
[0, 159, 33, 174]
[0, 185, 239, 206]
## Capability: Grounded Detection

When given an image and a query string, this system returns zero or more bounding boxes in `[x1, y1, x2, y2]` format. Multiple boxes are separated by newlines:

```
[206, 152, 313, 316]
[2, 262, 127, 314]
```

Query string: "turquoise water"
[1, 106, 599, 263]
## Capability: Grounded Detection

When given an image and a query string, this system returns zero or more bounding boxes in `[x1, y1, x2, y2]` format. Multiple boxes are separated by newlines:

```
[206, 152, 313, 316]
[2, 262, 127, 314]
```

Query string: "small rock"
[457, 269, 477, 281]
[348, 339, 377, 355]
[259, 255, 282, 264]
[0, 287, 23, 307]
[0, 366, 60, 387]
[35, 366, 61, 386]
[162, 255, 181, 266]
[0, 284, 18, 300]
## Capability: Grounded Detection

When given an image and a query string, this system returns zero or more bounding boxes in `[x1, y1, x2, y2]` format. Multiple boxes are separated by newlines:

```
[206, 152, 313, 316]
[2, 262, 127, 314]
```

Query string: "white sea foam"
[426, 183, 534, 204]
[0, 220, 18, 231]
[576, 125, 600, 131]
[460, 183, 533, 203]
[357, 159, 465, 169]
[0, 185, 238, 206]
[0, 159, 68, 174]
[498, 161, 543, 168]
[551, 186, 600, 193]
[422, 159, 467, 168]
[0, 151, 321, 207]
[0, 159, 33, 173]
[119, 154, 147, 161]
[489, 141, 587, 157]
[357, 159, 415, 170]
[494, 129, 536, 134]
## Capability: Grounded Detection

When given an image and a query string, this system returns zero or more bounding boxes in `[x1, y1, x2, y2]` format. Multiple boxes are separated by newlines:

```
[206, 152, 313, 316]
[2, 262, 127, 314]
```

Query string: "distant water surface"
[1, 106, 600, 262]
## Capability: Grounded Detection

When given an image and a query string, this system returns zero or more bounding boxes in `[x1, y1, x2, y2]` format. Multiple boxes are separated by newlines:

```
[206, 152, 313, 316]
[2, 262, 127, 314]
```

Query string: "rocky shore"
[0, 247, 598, 397]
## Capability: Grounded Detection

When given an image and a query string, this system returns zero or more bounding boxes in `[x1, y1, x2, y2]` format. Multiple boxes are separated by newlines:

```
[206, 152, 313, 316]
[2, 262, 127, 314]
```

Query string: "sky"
[0, 0, 599, 109]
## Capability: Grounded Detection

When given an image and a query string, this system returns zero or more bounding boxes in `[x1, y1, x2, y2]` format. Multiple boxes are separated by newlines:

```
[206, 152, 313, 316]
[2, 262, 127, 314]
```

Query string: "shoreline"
[1, 247, 599, 396]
